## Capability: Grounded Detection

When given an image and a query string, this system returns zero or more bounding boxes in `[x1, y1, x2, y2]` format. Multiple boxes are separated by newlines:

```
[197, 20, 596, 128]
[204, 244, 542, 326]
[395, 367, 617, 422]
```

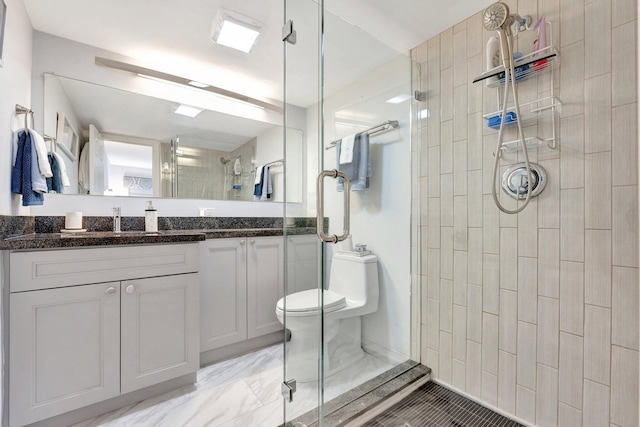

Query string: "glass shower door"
[283, 1, 415, 425]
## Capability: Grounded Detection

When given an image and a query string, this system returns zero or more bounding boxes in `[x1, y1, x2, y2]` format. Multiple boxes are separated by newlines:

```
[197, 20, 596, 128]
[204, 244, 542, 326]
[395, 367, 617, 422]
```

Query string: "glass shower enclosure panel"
[283, 1, 414, 425]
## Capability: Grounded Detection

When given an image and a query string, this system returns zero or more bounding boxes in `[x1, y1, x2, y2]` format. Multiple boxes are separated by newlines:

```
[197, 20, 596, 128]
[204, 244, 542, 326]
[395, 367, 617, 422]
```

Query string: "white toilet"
[275, 251, 379, 382]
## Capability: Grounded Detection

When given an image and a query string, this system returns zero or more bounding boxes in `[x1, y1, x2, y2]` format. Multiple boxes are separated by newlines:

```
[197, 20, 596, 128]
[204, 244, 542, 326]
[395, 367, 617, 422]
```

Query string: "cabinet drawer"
[10, 244, 199, 292]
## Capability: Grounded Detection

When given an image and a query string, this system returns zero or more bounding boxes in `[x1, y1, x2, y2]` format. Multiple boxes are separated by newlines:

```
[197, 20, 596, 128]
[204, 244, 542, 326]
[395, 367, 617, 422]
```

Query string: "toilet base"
[285, 316, 365, 383]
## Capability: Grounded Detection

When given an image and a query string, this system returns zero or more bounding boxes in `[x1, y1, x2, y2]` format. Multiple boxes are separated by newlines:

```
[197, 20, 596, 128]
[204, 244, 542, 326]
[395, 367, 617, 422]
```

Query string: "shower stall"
[281, 1, 421, 424]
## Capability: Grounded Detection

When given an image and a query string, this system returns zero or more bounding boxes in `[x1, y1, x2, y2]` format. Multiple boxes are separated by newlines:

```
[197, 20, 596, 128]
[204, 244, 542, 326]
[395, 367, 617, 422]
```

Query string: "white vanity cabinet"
[7, 244, 199, 427]
[200, 235, 285, 352]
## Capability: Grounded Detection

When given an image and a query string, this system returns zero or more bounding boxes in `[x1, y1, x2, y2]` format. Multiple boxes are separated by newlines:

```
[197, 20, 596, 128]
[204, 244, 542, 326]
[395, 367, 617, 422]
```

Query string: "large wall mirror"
[42, 73, 302, 202]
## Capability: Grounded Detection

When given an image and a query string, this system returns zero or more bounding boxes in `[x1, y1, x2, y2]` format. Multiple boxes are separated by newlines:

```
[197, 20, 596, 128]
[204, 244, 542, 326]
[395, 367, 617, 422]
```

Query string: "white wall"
[28, 32, 309, 217]
[0, 0, 33, 215]
[309, 55, 413, 359]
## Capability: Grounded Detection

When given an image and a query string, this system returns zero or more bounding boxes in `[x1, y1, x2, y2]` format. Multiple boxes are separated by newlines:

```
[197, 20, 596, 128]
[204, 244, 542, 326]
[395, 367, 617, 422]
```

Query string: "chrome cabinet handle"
[125, 284, 135, 294]
[316, 169, 350, 243]
[105, 286, 116, 295]
[240, 240, 246, 246]
[250, 239, 256, 245]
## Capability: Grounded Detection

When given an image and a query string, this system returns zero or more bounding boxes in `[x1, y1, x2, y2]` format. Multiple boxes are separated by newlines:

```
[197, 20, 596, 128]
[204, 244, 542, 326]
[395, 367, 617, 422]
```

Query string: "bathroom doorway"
[282, 1, 419, 424]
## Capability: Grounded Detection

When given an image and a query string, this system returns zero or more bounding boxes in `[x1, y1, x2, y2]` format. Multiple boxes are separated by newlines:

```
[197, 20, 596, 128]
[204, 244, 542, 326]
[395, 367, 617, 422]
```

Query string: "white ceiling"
[23, 0, 493, 108]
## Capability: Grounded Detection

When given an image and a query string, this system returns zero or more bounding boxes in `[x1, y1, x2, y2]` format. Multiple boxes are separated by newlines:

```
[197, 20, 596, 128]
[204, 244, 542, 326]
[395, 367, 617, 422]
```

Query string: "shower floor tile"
[362, 382, 524, 427]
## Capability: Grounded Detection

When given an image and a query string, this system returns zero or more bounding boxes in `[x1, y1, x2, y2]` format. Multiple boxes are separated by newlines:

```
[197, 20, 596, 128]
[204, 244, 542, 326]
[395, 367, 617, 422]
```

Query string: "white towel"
[254, 165, 264, 185]
[339, 134, 356, 164]
[29, 129, 53, 178]
[52, 151, 70, 187]
[260, 166, 272, 201]
[78, 143, 90, 193]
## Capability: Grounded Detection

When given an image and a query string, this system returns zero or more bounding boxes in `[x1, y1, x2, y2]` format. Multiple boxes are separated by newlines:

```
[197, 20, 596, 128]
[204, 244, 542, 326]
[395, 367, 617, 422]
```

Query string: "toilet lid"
[277, 289, 346, 313]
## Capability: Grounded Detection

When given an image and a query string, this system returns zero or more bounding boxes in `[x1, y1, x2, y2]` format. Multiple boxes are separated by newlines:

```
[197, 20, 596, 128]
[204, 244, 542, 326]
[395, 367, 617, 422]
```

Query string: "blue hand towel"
[11, 131, 45, 206]
[46, 153, 63, 193]
[337, 132, 370, 192]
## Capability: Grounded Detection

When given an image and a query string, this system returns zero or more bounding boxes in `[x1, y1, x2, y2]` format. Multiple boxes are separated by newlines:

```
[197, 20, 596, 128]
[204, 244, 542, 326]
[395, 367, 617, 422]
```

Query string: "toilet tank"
[328, 252, 379, 311]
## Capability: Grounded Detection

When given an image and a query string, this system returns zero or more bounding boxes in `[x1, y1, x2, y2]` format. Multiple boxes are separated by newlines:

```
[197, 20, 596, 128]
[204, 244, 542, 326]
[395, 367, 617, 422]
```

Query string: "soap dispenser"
[145, 200, 158, 232]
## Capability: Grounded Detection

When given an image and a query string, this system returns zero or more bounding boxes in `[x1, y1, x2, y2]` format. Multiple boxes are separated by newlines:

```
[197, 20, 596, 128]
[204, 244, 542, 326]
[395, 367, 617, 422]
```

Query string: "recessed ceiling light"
[385, 94, 412, 104]
[211, 9, 262, 53]
[174, 105, 203, 117]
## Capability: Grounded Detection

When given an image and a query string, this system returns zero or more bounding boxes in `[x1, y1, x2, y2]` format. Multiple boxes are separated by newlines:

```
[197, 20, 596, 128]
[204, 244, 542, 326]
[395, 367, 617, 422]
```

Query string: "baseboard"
[200, 331, 283, 367]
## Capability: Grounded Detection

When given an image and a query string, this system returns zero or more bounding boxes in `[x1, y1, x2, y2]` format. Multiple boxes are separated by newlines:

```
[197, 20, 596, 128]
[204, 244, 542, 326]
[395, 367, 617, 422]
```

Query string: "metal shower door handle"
[316, 169, 350, 243]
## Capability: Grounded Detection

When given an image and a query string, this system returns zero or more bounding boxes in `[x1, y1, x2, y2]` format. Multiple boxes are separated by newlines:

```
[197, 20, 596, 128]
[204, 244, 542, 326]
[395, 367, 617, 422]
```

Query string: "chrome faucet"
[112, 207, 121, 233]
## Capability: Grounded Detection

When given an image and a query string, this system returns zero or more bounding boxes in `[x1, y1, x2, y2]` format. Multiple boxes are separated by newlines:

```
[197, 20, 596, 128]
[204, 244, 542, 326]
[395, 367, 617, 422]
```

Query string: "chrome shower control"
[501, 163, 547, 200]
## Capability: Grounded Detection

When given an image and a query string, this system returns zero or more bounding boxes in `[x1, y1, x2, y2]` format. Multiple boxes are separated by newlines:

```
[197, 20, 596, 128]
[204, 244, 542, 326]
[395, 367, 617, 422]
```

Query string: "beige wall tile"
[467, 340, 482, 396]
[441, 226, 454, 280]
[468, 228, 483, 285]
[538, 159, 560, 228]
[518, 256, 538, 323]
[441, 120, 454, 174]
[585, 230, 612, 307]
[427, 298, 440, 350]
[560, 114, 585, 189]
[559, 41, 585, 118]
[453, 196, 468, 250]
[538, 228, 560, 298]
[584, 380, 610, 427]
[584, 0, 611, 78]
[439, 331, 452, 383]
[612, 186, 639, 268]
[466, 12, 482, 58]
[440, 27, 453, 70]
[468, 170, 483, 227]
[612, 103, 638, 186]
[585, 73, 612, 154]
[427, 248, 440, 299]
[482, 371, 498, 407]
[584, 305, 611, 385]
[517, 321, 538, 391]
[610, 346, 639, 426]
[467, 284, 483, 343]
[516, 385, 537, 424]
[453, 29, 468, 88]
[427, 197, 441, 248]
[483, 254, 500, 315]
[483, 195, 500, 254]
[482, 312, 499, 374]
[537, 296, 560, 368]
[453, 140, 468, 195]
[559, 403, 583, 427]
[440, 279, 453, 333]
[560, 0, 585, 46]
[453, 304, 467, 361]
[560, 189, 585, 262]
[518, 196, 538, 258]
[536, 364, 559, 426]
[428, 146, 441, 197]
[500, 227, 518, 290]
[441, 173, 454, 227]
[559, 261, 584, 335]
[467, 57, 483, 114]
[426, 348, 439, 377]
[441, 68, 454, 121]
[453, 87, 468, 142]
[453, 250, 467, 305]
[452, 358, 466, 391]
[498, 351, 517, 414]
[612, 0, 637, 26]
[499, 290, 518, 353]
[559, 332, 584, 410]
[612, 21, 637, 107]
[611, 267, 639, 350]
[585, 151, 612, 229]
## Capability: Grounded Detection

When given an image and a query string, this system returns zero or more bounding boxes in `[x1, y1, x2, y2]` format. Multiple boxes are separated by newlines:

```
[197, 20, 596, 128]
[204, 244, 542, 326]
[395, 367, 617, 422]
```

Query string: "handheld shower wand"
[483, 2, 534, 214]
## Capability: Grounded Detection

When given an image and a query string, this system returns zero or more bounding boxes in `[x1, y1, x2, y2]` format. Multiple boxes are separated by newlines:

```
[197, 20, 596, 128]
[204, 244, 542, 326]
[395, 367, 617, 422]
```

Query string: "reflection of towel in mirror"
[261, 166, 272, 200]
[253, 165, 264, 197]
[336, 132, 370, 192]
[78, 143, 90, 194]
[11, 131, 45, 206]
[52, 152, 70, 187]
[46, 154, 63, 193]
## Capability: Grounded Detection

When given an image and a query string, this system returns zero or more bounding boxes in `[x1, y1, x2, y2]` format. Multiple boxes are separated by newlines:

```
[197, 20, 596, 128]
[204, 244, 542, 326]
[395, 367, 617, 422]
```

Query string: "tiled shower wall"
[412, 0, 638, 426]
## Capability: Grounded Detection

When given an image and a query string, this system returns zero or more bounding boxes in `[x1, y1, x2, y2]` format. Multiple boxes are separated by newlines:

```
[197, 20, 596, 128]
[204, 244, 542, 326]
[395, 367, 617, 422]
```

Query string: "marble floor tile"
[72, 345, 397, 427]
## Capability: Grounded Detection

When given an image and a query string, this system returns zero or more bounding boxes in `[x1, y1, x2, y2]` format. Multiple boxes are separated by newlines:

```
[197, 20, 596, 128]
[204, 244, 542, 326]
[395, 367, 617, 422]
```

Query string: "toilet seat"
[276, 289, 346, 317]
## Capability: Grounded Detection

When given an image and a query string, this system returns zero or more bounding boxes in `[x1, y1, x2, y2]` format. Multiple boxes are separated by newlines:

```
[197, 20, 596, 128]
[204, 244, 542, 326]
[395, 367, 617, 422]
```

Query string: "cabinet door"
[247, 236, 285, 339]
[200, 239, 248, 352]
[121, 273, 199, 394]
[10, 282, 120, 427]
[286, 235, 320, 295]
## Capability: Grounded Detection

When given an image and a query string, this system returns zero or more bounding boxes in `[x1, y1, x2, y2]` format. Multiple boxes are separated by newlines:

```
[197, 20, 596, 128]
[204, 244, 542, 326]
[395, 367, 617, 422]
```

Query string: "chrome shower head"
[483, 2, 510, 31]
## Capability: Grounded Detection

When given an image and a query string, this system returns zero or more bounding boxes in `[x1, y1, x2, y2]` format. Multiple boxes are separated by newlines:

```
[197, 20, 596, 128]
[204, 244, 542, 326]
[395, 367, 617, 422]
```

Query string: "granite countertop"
[0, 227, 317, 250]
